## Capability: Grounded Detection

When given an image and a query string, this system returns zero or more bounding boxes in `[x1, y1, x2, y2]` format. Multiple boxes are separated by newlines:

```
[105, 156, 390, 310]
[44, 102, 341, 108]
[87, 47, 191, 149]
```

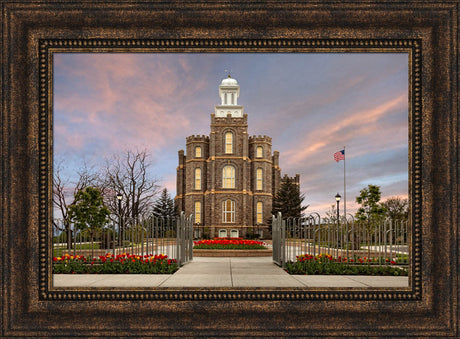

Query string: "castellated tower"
[175, 76, 298, 239]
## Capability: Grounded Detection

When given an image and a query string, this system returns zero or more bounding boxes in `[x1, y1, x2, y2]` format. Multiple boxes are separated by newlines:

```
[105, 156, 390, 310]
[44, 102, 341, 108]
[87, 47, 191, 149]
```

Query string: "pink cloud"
[281, 94, 407, 168]
[162, 174, 178, 195]
[382, 193, 408, 201]
[53, 53, 408, 218]
[54, 54, 208, 156]
[336, 94, 406, 131]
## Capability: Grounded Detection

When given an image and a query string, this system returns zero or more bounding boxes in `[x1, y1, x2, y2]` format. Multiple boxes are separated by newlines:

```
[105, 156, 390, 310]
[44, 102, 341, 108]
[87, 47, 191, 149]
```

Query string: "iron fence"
[176, 212, 194, 266]
[272, 212, 285, 266]
[52, 212, 193, 265]
[273, 213, 409, 268]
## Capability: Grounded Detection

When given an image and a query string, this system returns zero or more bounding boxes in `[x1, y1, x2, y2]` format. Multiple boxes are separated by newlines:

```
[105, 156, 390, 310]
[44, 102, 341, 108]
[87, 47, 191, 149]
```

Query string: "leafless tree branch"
[100, 149, 160, 224]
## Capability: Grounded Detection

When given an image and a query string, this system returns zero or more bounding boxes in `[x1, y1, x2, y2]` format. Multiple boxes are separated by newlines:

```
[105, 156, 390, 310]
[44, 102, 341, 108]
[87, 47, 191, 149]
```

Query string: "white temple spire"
[215, 75, 244, 117]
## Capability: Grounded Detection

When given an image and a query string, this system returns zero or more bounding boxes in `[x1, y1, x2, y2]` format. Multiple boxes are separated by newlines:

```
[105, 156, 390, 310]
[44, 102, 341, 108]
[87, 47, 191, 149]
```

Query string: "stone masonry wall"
[176, 113, 295, 239]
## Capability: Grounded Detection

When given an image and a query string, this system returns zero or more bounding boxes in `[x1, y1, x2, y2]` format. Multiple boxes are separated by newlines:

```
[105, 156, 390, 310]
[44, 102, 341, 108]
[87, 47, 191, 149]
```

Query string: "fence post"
[272, 212, 284, 267]
[388, 219, 393, 264]
[349, 214, 355, 261]
[281, 213, 286, 268]
[175, 211, 193, 267]
[272, 214, 276, 264]
[176, 212, 183, 266]
[188, 214, 193, 262]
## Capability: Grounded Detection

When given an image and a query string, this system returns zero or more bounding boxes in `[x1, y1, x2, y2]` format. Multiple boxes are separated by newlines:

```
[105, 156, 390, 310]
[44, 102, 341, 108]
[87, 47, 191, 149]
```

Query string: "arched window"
[195, 146, 202, 158]
[231, 93, 235, 105]
[256, 146, 263, 158]
[256, 168, 263, 190]
[225, 132, 233, 154]
[222, 199, 235, 223]
[194, 201, 201, 224]
[256, 202, 263, 224]
[195, 168, 201, 190]
[222, 165, 235, 188]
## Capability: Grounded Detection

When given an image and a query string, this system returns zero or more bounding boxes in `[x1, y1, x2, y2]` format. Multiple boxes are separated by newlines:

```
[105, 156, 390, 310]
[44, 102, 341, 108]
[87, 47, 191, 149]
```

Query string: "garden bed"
[53, 253, 178, 274]
[193, 249, 273, 257]
[193, 238, 268, 249]
[193, 238, 271, 256]
[285, 253, 408, 276]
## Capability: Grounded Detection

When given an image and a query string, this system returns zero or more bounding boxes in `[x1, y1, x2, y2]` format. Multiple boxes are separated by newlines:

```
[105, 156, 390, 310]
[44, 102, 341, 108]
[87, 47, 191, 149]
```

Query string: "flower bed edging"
[285, 253, 408, 276]
[193, 249, 273, 257]
[193, 238, 269, 250]
[53, 253, 178, 274]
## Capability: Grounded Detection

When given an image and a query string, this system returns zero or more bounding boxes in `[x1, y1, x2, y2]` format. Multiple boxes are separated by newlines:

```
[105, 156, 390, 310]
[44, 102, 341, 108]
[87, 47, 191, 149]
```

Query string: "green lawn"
[53, 243, 100, 257]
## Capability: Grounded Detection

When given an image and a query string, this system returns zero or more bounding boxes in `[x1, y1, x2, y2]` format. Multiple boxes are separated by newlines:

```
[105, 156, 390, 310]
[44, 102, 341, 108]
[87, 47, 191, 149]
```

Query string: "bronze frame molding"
[41, 39, 420, 303]
[2, 1, 458, 337]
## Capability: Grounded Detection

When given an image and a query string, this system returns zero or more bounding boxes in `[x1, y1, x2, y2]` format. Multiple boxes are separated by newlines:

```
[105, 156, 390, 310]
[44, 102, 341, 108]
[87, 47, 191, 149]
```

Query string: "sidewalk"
[53, 257, 409, 288]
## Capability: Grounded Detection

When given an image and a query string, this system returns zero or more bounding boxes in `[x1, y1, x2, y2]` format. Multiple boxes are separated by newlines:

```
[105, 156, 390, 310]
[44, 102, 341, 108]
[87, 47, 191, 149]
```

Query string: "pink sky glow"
[54, 53, 409, 217]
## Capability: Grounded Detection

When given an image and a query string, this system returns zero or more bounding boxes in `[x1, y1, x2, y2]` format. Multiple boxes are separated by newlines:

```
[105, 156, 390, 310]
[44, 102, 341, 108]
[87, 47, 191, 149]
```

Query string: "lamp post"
[335, 193, 341, 255]
[116, 193, 122, 246]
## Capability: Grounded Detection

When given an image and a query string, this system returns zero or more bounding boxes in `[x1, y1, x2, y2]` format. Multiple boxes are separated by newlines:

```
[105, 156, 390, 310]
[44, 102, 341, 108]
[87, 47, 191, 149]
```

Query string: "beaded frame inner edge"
[39, 38, 421, 302]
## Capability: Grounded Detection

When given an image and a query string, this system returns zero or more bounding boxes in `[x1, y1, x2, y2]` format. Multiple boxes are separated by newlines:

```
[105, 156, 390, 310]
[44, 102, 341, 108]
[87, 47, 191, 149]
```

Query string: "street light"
[335, 193, 341, 254]
[116, 193, 122, 246]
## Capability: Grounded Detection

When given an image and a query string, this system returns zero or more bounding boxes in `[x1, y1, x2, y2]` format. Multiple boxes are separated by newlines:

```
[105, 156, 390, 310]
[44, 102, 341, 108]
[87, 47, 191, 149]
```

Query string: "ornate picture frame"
[1, 1, 457, 337]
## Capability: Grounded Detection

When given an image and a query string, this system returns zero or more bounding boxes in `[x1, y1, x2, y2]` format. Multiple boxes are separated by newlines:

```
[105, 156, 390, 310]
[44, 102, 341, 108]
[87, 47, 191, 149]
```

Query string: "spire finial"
[225, 69, 231, 78]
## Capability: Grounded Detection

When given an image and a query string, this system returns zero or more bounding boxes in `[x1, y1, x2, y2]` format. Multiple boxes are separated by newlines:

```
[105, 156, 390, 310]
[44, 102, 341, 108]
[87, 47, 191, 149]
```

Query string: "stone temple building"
[175, 75, 299, 239]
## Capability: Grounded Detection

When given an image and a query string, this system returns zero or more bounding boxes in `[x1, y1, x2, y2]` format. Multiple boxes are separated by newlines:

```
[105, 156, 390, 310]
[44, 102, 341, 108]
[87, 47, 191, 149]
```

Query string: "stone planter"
[193, 249, 272, 257]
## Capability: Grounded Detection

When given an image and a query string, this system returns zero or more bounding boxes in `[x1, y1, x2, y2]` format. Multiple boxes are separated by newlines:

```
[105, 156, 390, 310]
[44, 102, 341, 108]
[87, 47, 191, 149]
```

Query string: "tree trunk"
[65, 221, 73, 250]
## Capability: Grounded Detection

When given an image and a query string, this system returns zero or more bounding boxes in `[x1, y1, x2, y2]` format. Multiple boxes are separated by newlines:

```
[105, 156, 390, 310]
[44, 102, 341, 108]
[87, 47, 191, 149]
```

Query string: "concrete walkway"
[53, 257, 409, 288]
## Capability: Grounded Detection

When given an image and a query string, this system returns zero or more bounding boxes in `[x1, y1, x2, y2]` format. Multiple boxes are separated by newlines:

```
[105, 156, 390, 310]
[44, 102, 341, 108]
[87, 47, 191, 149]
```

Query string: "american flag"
[334, 150, 345, 162]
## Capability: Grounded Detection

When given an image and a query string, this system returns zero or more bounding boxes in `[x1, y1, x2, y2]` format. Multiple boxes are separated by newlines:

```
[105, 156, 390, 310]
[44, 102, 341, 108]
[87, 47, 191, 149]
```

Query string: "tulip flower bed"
[53, 253, 178, 274]
[285, 254, 408, 276]
[193, 237, 268, 250]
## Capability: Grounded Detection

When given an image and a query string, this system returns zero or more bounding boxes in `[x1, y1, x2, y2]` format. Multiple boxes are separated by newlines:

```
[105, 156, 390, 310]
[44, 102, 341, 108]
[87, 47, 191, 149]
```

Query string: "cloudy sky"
[53, 52, 408, 216]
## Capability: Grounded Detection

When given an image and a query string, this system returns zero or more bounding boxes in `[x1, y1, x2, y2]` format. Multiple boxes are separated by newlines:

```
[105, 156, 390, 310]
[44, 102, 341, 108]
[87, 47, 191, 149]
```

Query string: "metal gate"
[176, 212, 194, 266]
[272, 212, 286, 267]
[272, 212, 409, 269]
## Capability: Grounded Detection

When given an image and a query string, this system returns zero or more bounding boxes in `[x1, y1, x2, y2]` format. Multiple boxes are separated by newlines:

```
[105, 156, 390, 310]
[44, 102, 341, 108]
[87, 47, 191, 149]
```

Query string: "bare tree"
[325, 204, 338, 222]
[100, 149, 160, 226]
[53, 150, 160, 248]
[53, 159, 97, 249]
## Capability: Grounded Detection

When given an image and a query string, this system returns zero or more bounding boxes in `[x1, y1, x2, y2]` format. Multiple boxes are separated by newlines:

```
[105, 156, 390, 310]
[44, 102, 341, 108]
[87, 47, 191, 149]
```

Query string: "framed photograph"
[51, 52, 411, 289]
[2, 1, 458, 337]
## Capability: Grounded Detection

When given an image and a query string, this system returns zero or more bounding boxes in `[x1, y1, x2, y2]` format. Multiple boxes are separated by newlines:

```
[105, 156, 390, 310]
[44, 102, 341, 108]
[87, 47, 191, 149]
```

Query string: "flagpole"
[343, 145, 346, 221]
